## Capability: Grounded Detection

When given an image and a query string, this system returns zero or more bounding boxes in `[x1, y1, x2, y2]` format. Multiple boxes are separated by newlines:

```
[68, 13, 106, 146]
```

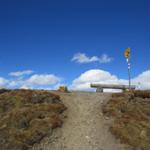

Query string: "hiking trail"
[32, 92, 127, 150]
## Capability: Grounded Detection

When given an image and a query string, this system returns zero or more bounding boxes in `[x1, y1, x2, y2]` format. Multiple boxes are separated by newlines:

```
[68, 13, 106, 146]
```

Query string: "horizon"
[0, 0, 150, 90]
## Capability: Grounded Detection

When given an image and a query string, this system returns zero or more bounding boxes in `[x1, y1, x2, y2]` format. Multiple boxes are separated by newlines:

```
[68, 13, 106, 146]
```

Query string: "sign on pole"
[124, 48, 130, 59]
[124, 48, 131, 90]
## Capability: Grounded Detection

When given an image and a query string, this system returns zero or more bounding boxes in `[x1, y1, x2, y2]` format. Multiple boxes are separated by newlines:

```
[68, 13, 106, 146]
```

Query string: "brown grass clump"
[103, 90, 150, 150]
[133, 90, 150, 98]
[0, 90, 67, 150]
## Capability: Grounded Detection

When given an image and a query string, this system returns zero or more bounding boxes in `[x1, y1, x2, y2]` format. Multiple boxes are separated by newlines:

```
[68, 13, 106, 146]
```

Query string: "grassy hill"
[103, 90, 150, 150]
[0, 89, 66, 150]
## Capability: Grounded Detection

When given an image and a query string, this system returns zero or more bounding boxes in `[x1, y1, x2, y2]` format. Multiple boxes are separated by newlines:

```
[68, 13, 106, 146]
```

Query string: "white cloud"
[99, 54, 113, 63]
[20, 85, 32, 89]
[1, 69, 150, 92]
[0, 77, 8, 87]
[9, 70, 34, 77]
[72, 53, 99, 63]
[132, 70, 150, 89]
[71, 53, 113, 64]
[8, 73, 62, 89]
[26, 74, 61, 86]
[8, 80, 24, 88]
[70, 69, 119, 91]
[70, 69, 150, 91]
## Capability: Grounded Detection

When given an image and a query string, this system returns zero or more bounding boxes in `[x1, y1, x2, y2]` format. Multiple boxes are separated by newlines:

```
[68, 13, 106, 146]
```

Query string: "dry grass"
[0, 89, 67, 150]
[103, 90, 150, 150]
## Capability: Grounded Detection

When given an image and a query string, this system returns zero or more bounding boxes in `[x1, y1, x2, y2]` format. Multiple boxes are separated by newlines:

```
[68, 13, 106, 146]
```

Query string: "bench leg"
[96, 88, 103, 93]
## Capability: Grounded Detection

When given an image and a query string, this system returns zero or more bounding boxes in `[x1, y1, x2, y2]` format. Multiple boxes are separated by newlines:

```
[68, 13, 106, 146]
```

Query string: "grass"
[0, 89, 67, 150]
[103, 90, 150, 150]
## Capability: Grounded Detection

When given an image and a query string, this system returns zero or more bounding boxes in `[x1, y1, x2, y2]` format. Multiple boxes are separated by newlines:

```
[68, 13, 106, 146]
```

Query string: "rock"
[140, 130, 147, 139]
[104, 116, 110, 120]
[85, 136, 91, 143]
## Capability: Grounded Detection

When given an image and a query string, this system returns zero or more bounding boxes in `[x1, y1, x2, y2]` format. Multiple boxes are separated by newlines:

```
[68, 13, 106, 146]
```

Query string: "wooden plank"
[91, 84, 136, 90]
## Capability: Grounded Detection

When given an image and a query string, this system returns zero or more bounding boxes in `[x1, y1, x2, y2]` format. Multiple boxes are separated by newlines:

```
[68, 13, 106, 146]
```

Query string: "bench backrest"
[91, 84, 136, 90]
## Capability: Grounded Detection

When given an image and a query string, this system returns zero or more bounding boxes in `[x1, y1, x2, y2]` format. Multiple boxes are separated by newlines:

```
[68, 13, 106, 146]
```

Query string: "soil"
[32, 92, 128, 150]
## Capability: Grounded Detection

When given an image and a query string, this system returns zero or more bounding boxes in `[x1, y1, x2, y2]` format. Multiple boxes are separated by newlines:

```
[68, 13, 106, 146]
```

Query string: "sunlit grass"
[103, 90, 150, 150]
[0, 89, 66, 150]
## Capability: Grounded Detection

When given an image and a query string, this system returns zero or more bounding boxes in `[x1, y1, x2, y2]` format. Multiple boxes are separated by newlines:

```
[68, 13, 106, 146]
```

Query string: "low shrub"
[103, 90, 150, 150]
[0, 90, 66, 150]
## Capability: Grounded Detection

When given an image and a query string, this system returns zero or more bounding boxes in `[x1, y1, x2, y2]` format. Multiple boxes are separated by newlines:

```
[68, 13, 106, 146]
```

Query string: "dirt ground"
[32, 92, 128, 150]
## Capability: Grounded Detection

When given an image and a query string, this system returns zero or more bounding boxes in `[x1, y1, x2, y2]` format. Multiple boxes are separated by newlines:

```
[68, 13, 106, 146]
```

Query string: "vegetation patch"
[103, 90, 150, 150]
[0, 89, 66, 150]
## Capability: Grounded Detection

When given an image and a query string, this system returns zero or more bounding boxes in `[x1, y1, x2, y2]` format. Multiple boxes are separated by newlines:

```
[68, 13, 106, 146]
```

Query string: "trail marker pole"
[124, 48, 131, 90]
[127, 58, 131, 90]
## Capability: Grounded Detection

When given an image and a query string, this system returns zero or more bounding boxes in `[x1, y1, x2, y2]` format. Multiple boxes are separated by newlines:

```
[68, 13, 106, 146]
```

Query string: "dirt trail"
[32, 92, 126, 150]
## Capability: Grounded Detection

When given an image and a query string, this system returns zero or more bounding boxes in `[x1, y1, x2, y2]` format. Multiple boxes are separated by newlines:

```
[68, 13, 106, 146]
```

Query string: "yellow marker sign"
[124, 48, 130, 58]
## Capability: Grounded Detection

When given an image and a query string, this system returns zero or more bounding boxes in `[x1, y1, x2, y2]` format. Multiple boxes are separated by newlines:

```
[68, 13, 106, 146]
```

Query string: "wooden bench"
[90, 84, 136, 92]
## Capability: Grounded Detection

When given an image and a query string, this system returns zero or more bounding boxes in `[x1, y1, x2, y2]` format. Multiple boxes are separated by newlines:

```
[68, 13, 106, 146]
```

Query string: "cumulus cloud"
[9, 70, 34, 77]
[8, 80, 24, 88]
[70, 69, 150, 91]
[132, 70, 150, 89]
[26, 74, 61, 86]
[71, 53, 113, 64]
[0, 77, 8, 87]
[8, 73, 62, 89]
[2, 69, 150, 91]
[70, 69, 120, 91]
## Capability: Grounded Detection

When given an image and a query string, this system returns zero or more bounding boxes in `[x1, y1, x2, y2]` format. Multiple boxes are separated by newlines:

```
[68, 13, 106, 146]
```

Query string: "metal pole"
[128, 66, 131, 90]
[127, 60, 131, 90]
[124, 48, 131, 90]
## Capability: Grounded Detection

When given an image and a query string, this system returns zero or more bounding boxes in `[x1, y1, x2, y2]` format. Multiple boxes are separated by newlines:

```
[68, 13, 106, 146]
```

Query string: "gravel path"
[32, 92, 127, 150]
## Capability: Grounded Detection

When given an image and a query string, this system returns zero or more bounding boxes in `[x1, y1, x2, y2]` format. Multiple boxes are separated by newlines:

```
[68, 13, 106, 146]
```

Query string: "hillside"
[0, 89, 66, 150]
[0, 90, 149, 150]
[103, 90, 150, 150]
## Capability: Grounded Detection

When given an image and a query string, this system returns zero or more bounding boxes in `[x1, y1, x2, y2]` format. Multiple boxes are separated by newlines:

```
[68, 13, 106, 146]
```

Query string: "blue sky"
[0, 0, 150, 90]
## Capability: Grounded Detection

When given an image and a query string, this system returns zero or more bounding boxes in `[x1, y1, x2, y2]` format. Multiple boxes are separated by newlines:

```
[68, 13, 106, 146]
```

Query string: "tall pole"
[124, 48, 131, 90]
[127, 59, 131, 90]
